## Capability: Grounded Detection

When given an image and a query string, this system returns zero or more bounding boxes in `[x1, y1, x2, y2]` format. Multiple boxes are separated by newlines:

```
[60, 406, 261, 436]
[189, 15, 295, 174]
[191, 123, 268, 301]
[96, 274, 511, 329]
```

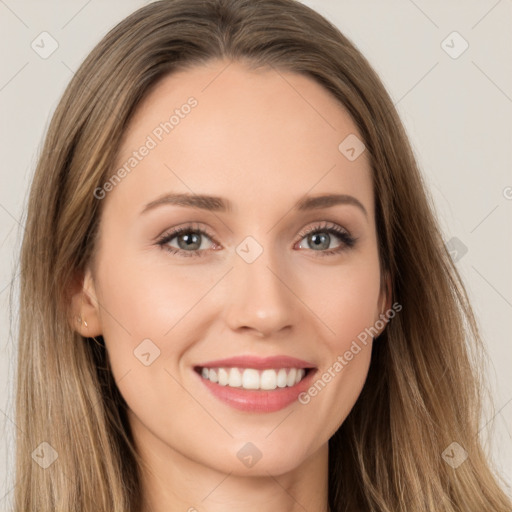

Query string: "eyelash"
[155, 221, 357, 258]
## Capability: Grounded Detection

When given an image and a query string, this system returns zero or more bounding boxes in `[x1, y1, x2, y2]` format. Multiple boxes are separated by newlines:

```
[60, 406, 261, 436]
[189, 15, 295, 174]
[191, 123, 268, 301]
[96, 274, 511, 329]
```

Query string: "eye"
[295, 222, 357, 256]
[156, 223, 218, 257]
[156, 221, 357, 258]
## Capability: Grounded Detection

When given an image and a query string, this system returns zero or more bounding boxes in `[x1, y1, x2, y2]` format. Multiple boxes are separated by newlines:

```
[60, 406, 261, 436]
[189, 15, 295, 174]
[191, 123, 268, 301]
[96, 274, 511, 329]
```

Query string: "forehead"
[109, 59, 373, 219]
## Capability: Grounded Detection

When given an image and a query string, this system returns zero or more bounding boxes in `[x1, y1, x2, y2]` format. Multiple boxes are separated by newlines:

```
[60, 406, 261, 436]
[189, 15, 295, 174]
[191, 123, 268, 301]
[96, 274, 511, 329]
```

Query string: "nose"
[223, 243, 300, 338]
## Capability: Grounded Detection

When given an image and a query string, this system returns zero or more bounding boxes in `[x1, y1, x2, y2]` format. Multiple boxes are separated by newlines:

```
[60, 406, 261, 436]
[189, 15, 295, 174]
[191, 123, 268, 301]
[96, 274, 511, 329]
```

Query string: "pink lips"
[194, 355, 317, 413]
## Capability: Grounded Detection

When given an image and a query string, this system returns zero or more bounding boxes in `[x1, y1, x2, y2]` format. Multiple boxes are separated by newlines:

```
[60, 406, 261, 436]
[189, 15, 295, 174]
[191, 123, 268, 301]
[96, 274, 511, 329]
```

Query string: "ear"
[68, 267, 102, 337]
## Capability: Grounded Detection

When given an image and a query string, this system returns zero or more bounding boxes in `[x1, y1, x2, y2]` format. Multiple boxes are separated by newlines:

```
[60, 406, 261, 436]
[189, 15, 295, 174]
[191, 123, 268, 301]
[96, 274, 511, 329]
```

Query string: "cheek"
[93, 243, 235, 406]
[93, 253, 207, 426]
[95, 244, 212, 341]
[293, 252, 381, 427]
[304, 253, 382, 349]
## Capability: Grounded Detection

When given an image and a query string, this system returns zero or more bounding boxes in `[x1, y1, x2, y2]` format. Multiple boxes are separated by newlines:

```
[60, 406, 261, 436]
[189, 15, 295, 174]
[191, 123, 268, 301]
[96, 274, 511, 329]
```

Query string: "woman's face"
[81, 59, 389, 476]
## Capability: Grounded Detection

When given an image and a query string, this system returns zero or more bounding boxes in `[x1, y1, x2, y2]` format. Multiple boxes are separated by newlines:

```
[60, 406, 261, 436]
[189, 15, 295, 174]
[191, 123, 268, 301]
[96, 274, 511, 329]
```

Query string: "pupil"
[309, 232, 329, 250]
[179, 232, 200, 250]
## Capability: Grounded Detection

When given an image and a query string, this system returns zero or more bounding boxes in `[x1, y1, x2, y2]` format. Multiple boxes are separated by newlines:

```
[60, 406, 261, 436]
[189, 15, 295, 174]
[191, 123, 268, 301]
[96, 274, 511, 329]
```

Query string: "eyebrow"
[141, 192, 367, 218]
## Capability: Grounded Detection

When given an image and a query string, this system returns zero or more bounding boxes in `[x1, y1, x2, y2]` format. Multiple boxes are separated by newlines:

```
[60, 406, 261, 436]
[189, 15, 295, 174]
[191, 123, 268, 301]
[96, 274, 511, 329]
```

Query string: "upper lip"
[196, 355, 316, 370]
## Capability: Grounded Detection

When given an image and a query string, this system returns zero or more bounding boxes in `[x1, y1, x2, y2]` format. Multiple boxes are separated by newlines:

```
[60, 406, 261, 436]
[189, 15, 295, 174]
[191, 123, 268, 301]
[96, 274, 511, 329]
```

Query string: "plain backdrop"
[0, 0, 511, 508]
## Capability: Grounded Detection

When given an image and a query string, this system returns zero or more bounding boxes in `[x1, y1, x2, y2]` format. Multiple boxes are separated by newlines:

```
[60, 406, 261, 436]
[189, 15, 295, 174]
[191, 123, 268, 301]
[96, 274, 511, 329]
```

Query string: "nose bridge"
[223, 234, 298, 336]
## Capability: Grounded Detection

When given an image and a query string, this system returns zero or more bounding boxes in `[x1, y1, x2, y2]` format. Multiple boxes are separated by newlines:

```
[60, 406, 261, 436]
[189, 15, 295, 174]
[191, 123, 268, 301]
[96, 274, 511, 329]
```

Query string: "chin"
[202, 436, 316, 477]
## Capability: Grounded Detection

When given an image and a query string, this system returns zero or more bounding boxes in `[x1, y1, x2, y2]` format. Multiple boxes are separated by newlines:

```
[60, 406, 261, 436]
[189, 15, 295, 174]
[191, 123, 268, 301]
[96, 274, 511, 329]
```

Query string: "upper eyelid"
[297, 222, 350, 237]
[156, 223, 216, 240]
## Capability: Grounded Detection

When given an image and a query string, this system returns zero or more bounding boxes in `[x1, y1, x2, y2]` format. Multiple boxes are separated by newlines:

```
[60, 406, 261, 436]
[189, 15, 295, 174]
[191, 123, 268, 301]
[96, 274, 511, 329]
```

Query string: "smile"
[193, 355, 317, 413]
[197, 366, 309, 390]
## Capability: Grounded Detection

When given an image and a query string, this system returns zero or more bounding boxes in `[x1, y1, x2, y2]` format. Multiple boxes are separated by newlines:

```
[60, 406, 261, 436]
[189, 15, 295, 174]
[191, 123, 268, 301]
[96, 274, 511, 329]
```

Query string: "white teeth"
[242, 369, 260, 389]
[218, 368, 229, 386]
[287, 368, 297, 387]
[228, 367, 242, 387]
[260, 369, 277, 390]
[276, 368, 288, 388]
[200, 367, 309, 390]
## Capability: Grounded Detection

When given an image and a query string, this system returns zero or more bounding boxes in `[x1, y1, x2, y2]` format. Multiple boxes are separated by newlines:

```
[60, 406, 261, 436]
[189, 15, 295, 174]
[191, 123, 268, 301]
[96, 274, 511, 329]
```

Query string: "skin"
[72, 59, 391, 512]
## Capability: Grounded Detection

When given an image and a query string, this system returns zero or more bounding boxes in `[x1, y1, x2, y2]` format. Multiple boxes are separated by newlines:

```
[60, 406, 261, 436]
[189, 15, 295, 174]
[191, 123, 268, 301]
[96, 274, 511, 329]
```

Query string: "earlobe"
[76, 315, 88, 328]
[68, 268, 102, 337]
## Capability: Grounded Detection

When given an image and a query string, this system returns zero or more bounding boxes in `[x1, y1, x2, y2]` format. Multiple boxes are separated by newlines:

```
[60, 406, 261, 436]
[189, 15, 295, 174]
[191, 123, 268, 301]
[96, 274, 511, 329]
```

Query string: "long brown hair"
[15, 0, 512, 510]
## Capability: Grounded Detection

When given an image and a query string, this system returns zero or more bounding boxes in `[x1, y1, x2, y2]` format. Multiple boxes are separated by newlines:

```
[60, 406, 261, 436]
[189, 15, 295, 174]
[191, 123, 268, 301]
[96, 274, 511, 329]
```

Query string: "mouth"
[194, 366, 314, 390]
[192, 356, 318, 413]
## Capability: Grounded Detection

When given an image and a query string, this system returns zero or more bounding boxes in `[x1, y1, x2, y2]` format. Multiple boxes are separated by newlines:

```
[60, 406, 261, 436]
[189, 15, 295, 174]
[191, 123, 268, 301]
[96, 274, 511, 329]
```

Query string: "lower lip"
[195, 368, 317, 413]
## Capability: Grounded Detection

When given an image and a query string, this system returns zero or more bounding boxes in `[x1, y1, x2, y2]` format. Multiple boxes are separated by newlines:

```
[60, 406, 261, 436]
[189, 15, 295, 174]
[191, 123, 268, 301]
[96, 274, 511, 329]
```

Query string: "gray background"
[1, 0, 511, 508]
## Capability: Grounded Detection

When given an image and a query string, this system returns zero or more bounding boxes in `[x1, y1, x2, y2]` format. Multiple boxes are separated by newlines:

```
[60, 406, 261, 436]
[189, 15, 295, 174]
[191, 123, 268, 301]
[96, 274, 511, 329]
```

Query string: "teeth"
[228, 367, 242, 387]
[218, 368, 229, 386]
[260, 369, 277, 390]
[287, 368, 297, 387]
[243, 369, 260, 389]
[276, 368, 287, 388]
[200, 367, 307, 390]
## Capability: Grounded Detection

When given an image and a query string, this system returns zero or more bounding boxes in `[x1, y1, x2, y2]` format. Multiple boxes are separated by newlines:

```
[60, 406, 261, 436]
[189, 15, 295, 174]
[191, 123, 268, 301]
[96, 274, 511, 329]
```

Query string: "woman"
[15, 0, 512, 510]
